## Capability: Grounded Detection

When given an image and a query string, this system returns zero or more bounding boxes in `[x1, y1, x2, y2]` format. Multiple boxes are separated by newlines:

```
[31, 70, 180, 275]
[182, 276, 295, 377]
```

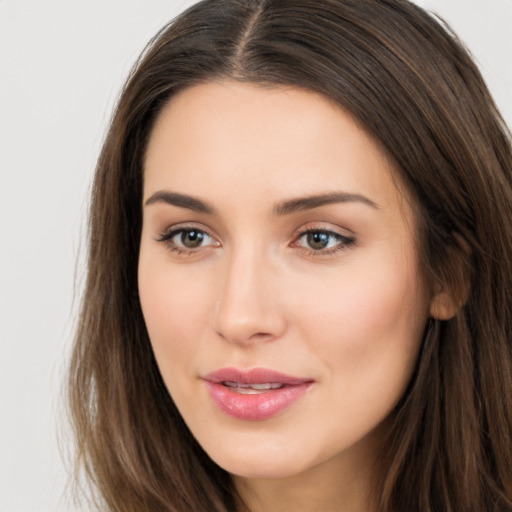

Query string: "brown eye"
[306, 232, 331, 250]
[157, 227, 218, 253]
[294, 229, 356, 254]
[180, 230, 207, 248]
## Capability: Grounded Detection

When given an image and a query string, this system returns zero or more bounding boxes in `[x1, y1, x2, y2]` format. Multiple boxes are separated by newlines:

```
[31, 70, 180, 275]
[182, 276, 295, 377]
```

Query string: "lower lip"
[204, 382, 312, 421]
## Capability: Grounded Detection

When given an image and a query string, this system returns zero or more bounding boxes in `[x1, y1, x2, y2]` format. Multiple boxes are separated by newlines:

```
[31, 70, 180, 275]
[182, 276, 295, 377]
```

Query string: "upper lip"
[202, 367, 313, 386]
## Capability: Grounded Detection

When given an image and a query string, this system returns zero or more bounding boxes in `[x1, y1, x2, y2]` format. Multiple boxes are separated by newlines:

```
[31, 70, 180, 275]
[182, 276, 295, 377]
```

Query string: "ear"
[429, 290, 460, 320]
[429, 237, 471, 320]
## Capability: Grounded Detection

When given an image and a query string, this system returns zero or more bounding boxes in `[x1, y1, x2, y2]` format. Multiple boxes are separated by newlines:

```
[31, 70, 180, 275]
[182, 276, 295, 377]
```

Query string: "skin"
[138, 81, 442, 512]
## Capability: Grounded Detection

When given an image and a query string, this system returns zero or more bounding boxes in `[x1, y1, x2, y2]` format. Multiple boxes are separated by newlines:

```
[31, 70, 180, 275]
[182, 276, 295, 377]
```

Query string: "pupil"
[307, 232, 329, 250]
[181, 230, 203, 248]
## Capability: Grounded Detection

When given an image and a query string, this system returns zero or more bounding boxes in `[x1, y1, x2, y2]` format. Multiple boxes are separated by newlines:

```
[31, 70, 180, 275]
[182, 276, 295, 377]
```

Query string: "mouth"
[221, 381, 285, 394]
[202, 367, 314, 420]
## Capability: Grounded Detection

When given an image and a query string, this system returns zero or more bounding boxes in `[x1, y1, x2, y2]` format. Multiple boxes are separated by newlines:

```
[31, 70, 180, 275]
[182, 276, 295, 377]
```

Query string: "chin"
[219, 457, 306, 480]
[201, 435, 319, 480]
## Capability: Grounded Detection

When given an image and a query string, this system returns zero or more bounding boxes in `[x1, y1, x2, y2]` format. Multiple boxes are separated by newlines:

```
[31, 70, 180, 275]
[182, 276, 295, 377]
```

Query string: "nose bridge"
[213, 241, 285, 345]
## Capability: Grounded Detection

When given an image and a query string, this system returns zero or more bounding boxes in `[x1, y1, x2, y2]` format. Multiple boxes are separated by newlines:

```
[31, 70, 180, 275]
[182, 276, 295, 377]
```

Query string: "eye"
[293, 228, 355, 255]
[156, 227, 219, 253]
[175, 229, 211, 249]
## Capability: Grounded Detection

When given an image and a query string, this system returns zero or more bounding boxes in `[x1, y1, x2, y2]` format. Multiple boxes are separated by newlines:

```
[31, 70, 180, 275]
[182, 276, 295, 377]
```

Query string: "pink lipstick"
[202, 367, 313, 421]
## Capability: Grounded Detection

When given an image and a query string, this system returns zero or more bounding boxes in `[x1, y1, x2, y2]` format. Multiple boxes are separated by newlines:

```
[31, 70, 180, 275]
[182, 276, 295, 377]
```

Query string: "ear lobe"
[429, 237, 472, 320]
[429, 290, 460, 320]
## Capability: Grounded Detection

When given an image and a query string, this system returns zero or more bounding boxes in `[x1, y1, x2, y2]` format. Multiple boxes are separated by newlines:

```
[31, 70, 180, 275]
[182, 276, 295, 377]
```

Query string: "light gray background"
[1, 1, 511, 511]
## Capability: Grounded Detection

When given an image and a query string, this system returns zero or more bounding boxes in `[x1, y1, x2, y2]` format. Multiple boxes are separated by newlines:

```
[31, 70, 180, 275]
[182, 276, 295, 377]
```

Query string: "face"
[139, 81, 433, 483]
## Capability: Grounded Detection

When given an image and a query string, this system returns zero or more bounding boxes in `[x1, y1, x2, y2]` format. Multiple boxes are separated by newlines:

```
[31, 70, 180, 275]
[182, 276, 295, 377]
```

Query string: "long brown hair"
[68, 1, 512, 510]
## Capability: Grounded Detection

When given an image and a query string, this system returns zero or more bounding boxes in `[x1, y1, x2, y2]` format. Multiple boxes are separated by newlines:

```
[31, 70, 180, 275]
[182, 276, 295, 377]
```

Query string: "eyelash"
[155, 226, 356, 257]
[293, 228, 356, 256]
[156, 225, 218, 255]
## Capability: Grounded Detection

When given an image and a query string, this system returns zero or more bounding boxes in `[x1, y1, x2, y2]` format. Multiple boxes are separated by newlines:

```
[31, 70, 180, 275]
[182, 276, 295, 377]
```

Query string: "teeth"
[222, 382, 283, 393]
[249, 383, 282, 390]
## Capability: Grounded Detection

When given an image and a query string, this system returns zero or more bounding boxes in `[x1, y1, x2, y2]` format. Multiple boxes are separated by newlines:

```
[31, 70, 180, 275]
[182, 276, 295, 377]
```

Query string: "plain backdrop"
[1, 1, 511, 511]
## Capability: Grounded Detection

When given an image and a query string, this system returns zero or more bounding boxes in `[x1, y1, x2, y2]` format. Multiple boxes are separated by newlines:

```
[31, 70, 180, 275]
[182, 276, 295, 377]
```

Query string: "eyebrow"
[144, 190, 379, 215]
[144, 191, 214, 214]
[274, 192, 379, 215]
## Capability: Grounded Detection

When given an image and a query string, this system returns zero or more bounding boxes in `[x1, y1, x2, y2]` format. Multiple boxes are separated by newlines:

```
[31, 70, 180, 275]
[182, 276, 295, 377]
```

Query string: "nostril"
[216, 328, 278, 346]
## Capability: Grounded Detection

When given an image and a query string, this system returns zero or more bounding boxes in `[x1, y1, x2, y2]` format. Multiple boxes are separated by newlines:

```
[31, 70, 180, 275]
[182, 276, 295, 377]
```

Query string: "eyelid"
[155, 223, 221, 252]
[291, 223, 356, 255]
[154, 222, 355, 256]
[292, 222, 355, 239]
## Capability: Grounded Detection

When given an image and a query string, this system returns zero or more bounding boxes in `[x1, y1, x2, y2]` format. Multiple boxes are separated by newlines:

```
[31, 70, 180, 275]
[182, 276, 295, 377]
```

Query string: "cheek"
[294, 266, 428, 449]
[329, 278, 425, 347]
[138, 255, 213, 375]
[345, 245, 425, 335]
[296, 257, 428, 392]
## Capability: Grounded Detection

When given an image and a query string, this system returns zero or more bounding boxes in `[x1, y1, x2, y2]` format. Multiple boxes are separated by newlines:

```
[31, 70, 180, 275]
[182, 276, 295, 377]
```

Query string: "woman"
[68, 0, 512, 510]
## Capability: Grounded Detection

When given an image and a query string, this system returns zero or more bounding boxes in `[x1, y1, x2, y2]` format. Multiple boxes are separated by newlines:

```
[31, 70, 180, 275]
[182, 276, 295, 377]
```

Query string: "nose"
[213, 246, 287, 346]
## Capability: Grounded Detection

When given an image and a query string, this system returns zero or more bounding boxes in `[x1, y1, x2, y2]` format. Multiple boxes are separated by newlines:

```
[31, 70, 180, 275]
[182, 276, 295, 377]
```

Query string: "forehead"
[143, 80, 411, 218]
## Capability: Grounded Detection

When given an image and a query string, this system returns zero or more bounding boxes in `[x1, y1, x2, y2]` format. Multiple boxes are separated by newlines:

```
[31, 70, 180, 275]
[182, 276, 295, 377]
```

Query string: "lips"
[202, 367, 313, 421]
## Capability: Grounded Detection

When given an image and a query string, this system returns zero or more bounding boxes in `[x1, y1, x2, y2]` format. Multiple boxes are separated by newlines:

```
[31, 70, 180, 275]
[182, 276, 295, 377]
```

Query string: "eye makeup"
[292, 228, 356, 256]
[155, 222, 356, 259]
